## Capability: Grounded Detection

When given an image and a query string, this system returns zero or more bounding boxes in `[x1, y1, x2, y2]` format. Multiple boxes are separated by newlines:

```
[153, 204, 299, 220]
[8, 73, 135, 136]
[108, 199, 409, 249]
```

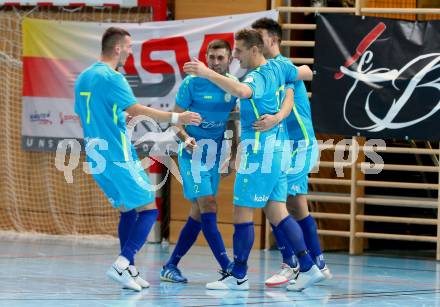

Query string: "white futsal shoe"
[320, 265, 333, 280]
[265, 262, 300, 287]
[106, 257, 142, 292]
[206, 271, 249, 291]
[127, 265, 150, 289]
[286, 264, 324, 291]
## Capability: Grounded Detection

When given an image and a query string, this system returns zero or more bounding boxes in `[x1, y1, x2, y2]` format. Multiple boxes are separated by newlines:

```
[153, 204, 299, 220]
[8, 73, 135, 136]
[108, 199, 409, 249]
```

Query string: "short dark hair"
[207, 39, 232, 57]
[234, 29, 264, 52]
[251, 18, 282, 43]
[101, 27, 130, 56]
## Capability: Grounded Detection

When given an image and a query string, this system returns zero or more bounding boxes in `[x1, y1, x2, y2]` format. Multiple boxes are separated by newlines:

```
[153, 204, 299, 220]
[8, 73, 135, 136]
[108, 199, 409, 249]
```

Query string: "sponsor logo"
[253, 194, 269, 202]
[236, 279, 248, 286]
[200, 121, 225, 129]
[30, 111, 52, 125]
[59, 112, 80, 125]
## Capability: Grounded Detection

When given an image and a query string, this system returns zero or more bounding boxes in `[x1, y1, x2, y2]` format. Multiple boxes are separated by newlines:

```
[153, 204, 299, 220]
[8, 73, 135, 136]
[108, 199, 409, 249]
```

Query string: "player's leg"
[90, 171, 141, 291]
[161, 202, 201, 283]
[206, 152, 271, 291]
[198, 196, 231, 272]
[287, 142, 332, 279]
[198, 165, 231, 273]
[118, 209, 138, 265]
[265, 200, 323, 292]
[265, 222, 299, 287]
[206, 205, 254, 291]
[288, 194, 332, 279]
[161, 156, 203, 282]
[264, 154, 323, 291]
[92, 172, 136, 259]
[118, 209, 146, 287]
[106, 161, 158, 291]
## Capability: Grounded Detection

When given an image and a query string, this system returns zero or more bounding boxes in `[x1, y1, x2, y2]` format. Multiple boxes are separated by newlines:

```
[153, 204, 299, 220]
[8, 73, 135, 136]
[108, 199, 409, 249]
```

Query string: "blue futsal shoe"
[160, 264, 188, 283]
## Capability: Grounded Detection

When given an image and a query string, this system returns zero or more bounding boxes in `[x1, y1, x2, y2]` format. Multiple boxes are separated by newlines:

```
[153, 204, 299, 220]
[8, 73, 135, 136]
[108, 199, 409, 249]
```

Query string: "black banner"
[312, 14, 440, 140]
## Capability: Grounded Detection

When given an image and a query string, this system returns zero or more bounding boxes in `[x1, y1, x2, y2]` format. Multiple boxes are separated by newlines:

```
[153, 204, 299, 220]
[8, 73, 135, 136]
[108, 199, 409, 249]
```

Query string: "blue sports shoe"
[160, 264, 188, 283]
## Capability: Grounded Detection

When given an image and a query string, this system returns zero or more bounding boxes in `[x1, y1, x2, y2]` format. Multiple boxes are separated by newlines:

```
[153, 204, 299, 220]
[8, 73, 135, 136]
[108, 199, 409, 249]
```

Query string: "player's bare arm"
[125, 103, 202, 126]
[183, 58, 252, 99]
[297, 65, 313, 81]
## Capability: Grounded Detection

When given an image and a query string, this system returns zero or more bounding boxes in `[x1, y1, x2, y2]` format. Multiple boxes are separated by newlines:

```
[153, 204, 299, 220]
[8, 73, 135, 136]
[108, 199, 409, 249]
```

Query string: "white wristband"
[170, 112, 179, 125]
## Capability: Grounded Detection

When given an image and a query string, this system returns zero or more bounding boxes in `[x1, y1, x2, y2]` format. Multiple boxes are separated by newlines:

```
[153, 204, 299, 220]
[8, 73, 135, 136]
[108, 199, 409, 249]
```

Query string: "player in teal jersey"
[184, 29, 324, 291]
[160, 40, 238, 283]
[252, 18, 332, 290]
[74, 27, 201, 291]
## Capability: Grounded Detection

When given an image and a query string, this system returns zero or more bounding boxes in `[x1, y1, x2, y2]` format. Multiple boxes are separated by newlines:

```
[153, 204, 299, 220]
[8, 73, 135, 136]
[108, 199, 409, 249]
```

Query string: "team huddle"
[74, 18, 331, 292]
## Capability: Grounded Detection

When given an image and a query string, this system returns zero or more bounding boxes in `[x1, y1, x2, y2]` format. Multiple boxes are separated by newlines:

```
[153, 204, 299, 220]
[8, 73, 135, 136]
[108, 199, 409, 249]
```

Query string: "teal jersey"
[274, 54, 316, 143]
[240, 58, 298, 154]
[74, 62, 137, 162]
[176, 74, 237, 160]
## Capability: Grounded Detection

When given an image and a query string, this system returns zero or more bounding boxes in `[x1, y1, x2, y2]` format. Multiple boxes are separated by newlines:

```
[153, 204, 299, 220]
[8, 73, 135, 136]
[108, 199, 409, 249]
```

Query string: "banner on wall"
[312, 14, 440, 140]
[22, 10, 278, 152]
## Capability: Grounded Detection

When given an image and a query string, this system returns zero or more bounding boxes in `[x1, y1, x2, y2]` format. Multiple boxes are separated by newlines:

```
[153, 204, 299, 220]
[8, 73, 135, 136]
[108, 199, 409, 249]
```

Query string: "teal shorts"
[287, 140, 319, 196]
[92, 160, 155, 210]
[178, 155, 221, 202]
[233, 150, 288, 208]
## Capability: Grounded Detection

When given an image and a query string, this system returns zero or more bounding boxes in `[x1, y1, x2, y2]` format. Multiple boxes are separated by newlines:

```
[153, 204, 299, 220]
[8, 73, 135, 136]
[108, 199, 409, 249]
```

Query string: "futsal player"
[251, 18, 332, 289]
[184, 29, 324, 291]
[74, 27, 201, 291]
[160, 39, 238, 283]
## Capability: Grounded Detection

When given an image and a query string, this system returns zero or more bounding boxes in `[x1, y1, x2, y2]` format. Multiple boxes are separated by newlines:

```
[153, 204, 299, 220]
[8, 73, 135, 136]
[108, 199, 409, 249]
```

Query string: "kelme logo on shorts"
[253, 194, 269, 202]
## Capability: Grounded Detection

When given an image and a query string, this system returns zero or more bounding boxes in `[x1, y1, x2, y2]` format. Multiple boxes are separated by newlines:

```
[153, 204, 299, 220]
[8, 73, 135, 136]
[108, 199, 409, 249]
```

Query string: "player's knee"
[190, 202, 201, 221]
[265, 202, 289, 226]
[198, 196, 217, 213]
[233, 206, 253, 224]
[287, 195, 309, 220]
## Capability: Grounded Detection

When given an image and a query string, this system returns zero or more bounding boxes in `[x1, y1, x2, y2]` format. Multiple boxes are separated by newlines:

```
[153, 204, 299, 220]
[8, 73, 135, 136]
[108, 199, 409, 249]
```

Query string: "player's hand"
[183, 137, 197, 154]
[183, 58, 211, 78]
[252, 114, 280, 132]
[178, 111, 202, 126]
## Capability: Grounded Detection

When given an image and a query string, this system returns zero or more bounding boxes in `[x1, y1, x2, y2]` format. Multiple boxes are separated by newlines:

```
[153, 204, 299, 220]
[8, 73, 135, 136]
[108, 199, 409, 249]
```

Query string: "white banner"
[22, 10, 278, 151]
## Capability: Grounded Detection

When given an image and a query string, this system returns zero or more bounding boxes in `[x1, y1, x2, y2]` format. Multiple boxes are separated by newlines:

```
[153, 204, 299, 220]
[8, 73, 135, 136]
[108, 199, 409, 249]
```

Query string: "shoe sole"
[265, 280, 289, 287]
[287, 274, 324, 292]
[207, 286, 249, 291]
[265, 272, 299, 287]
[206, 283, 250, 291]
[124, 282, 150, 289]
[160, 275, 188, 283]
[106, 270, 142, 292]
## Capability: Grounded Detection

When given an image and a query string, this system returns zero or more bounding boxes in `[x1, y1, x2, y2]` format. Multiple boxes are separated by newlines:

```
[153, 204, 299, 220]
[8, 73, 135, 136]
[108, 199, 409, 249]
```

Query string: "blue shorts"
[178, 155, 221, 202]
[233, 151, 288, 208]
[286, 140, 319, 196]
[92, 160, 155, 210]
